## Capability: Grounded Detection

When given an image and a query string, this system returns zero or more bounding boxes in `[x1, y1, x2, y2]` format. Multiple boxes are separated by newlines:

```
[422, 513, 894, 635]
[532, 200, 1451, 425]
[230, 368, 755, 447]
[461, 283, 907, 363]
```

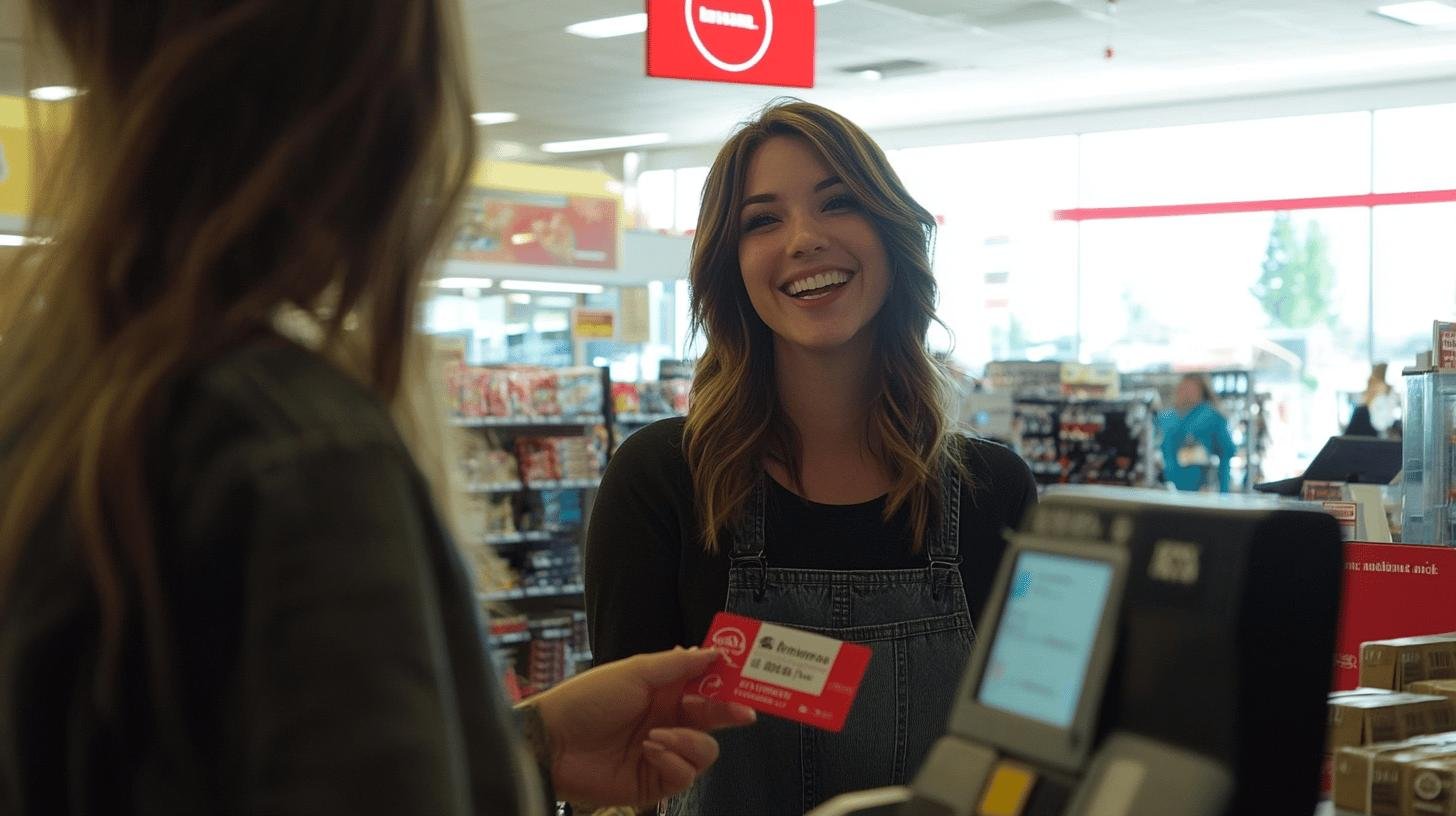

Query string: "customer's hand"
[519, 647, 756, 807]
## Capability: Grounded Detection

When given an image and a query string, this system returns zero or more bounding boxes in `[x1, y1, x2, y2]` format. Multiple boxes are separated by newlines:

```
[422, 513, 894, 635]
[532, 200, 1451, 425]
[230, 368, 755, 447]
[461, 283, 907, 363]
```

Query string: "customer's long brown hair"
[685, 100, 961, 554]
[0, 0, 475, 708]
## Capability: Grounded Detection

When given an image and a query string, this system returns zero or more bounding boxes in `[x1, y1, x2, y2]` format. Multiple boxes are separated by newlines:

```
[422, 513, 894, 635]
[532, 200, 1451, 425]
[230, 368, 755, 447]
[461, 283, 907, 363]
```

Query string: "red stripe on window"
[1052, 189, 1456, 221]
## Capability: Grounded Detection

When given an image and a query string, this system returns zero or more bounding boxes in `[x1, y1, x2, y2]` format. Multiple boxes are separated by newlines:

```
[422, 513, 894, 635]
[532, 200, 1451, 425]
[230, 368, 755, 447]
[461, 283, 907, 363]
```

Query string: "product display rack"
[1011, 396, 1157, 488]
[446, 365, 612, 700]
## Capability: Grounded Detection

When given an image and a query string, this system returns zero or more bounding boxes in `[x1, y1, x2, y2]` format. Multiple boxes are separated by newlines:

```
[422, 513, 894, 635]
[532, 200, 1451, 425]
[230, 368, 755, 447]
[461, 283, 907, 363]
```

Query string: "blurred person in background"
[0, 2, 752, 815]
[1345, 362, 1399, 438]
[1158, 373, 1237, 493]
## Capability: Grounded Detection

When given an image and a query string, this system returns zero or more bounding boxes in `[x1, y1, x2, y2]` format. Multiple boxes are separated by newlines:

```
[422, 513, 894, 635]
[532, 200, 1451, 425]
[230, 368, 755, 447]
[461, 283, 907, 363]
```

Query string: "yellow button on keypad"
[977, 761, 1036, 816]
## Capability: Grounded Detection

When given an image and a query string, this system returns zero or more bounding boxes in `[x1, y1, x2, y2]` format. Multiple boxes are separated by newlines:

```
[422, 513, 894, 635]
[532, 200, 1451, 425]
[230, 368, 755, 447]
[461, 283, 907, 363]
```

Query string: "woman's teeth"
[785, 270, 851, 297]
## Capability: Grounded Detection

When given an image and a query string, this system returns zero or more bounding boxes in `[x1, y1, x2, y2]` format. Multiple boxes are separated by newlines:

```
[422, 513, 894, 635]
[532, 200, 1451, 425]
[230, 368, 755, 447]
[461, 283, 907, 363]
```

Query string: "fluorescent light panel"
[566, 12, 646, 38]
[1375, 1, 1456, 25]
[29, 85, 78, 101]
[0, 234, 25, 246]
[472, 111, 518, 126]
[541, 132, 670, 154]
[436, 277, 494, 289]
[500, 280, 604, 295]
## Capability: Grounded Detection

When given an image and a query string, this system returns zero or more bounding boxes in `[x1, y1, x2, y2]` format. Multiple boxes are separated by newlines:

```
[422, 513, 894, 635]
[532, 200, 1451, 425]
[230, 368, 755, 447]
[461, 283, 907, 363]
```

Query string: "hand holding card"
[692, 612, 872, 733]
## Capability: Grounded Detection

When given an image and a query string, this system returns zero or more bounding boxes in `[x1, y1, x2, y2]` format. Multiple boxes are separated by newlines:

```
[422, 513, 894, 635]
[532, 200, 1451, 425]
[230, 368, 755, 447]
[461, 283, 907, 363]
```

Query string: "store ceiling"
[0, 1, 1454, 165]
[465, 0, 1456, 162]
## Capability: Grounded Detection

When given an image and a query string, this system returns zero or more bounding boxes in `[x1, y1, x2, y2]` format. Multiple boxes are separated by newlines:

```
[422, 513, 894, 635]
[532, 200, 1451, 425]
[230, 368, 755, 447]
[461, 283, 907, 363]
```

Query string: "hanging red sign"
[647, 0, 815, 88]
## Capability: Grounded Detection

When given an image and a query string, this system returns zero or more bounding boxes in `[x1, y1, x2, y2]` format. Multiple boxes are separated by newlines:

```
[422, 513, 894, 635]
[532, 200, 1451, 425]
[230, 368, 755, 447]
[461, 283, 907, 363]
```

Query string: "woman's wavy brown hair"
[0, 0, 475, 707]
[684, 100, 962, 554]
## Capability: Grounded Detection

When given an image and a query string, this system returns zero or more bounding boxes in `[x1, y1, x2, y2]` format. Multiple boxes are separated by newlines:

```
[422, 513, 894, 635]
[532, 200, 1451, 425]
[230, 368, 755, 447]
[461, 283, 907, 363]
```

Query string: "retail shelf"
[478, 583, 584, 603]
[525, 477, 601, 490]
[483, 530, 565, 546]
[532, 626, 575, 640]
[614, 412, 681, 425]
[466, 478, 599, 494]
[452, 415, 605, 428]
[466, 481, 524, 494]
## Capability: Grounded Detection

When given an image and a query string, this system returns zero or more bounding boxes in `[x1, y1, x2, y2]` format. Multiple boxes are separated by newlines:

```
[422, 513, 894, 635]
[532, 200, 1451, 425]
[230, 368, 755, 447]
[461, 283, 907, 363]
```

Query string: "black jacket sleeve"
[585, 420, 693, 665]
[189, 440, 538, 816]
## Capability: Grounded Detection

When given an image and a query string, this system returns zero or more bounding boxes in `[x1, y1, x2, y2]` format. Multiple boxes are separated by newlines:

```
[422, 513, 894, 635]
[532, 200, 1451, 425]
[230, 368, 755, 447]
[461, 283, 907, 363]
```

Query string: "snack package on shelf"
[458, 433, 519, 485]
[465, 542, 516, 596]
[538, 489, 584, 528]
[612, 381, 642, 415]
[556, 367, 604, 416]
[515, 434, 606, 483]
[639, 380, 672, 415]
[526, 368, 560, 416]
[481, 495, 516, 537]
[521, 541, 582, 589]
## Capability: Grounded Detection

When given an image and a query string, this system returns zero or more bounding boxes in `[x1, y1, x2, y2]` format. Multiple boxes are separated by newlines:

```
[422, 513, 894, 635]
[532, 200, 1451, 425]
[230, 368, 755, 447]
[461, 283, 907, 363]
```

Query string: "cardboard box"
[1329, 692, 1456, 752]
[1411, 680, 1456, 703]
[1335, 734, 1456, 814]
[1362, 635, 1456, 691]
[1404, 756, 1456, 815]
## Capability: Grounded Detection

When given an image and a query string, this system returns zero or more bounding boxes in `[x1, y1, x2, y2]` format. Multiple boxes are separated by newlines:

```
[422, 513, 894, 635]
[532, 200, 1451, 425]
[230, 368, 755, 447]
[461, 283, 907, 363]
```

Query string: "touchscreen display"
[977, 550, 1114, 729]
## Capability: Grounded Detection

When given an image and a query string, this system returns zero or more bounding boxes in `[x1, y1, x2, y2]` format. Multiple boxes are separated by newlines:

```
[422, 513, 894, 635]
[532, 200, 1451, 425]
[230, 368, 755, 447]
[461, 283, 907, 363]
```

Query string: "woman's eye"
[742, 213, 777, 232]
[824, 195, 858, 211]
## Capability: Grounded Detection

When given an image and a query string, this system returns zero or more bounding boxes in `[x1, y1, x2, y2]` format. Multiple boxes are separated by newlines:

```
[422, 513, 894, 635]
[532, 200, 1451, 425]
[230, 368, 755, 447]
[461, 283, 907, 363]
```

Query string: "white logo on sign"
[684, 0, 774, 73]
[1149, 539, 1200, 585]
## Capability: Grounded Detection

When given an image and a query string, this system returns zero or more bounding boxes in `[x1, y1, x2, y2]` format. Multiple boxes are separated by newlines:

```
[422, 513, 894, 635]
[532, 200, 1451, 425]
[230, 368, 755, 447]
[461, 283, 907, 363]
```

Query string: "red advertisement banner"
[452, 188, 619, 269]
[647, 0, 815, 88]
[1335, 542, 1456, 690]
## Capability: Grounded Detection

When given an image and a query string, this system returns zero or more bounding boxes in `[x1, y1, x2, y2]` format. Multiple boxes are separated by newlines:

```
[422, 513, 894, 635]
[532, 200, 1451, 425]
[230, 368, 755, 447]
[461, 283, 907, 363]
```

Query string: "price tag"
[694, 611, 872, 732]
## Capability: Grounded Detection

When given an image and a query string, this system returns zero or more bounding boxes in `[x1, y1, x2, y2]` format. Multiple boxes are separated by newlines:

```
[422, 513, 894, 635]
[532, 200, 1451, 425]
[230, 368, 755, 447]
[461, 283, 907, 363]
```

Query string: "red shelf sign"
[647, 0, 815, 88]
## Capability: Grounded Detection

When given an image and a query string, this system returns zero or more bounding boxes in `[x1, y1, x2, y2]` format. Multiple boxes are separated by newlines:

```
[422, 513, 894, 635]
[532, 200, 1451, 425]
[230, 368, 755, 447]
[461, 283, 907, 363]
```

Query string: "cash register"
[809, 487, 1343, 816]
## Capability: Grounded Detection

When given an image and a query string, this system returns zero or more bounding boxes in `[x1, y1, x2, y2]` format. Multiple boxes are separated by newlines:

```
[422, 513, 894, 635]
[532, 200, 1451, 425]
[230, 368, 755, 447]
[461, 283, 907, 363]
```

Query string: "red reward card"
[692, 611, 872, 732]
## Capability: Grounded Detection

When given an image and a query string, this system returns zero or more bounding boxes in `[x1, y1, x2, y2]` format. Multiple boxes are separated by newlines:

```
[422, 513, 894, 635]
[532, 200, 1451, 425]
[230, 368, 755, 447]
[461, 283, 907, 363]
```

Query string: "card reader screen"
[977, 551, 1114, 729]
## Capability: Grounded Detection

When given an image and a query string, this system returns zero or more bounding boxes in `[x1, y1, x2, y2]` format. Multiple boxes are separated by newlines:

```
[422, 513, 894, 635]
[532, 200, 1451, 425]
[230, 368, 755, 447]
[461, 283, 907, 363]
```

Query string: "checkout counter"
[810, 487, 1344, 816]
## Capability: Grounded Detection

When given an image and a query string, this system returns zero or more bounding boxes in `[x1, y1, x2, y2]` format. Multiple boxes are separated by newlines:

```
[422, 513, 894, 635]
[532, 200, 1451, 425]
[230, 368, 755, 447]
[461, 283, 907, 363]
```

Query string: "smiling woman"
[584, 100, 1038, 815]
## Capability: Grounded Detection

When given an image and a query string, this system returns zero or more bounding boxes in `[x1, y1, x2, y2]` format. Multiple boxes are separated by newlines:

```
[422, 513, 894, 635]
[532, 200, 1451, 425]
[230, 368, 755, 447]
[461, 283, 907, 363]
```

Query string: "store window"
[1079, 112, 1372, 207]
[636, 168, 676, 231]
[1079, 208, 1371, 473]
[892, 136, 1079, 368]
[1372, 203, 1456, 367]
[1373, 103, 1456, 193]
[634, 166, 710, 234]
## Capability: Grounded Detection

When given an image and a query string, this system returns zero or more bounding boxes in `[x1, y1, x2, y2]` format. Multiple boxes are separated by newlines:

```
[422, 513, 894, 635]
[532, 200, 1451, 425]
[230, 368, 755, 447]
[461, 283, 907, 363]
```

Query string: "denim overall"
[672, 469, 972, 816]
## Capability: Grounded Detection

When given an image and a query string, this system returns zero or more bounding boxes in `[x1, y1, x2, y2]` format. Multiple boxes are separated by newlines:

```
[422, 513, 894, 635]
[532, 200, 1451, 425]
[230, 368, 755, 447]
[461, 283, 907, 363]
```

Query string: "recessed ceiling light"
[857, 70, 883, 81]
[500, 280, 605, 295]
[566, 12, 647, 38]
[540, 133, 670, 154]
[0, 234, 25, 246]
[472, 111, 518, 126]
[29, 85, 78, 101]
[814, 0, 846, 5]
[1375, 1, 1456, 25]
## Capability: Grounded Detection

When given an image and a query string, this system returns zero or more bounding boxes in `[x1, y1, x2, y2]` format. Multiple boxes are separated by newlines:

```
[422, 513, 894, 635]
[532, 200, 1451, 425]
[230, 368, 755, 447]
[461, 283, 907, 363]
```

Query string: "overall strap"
[729, 472, 769, 596]
[927, 459, 963, 597]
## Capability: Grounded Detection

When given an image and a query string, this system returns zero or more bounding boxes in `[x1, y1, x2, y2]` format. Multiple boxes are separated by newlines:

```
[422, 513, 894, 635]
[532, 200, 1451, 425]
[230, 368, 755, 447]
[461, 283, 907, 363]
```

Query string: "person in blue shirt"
[1158, 373, 1237, 492]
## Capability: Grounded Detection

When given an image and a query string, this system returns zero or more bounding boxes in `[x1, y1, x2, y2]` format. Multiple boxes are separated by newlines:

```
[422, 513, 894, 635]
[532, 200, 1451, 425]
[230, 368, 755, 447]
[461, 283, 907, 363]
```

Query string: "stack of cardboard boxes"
[1332, 635, 1456, 814]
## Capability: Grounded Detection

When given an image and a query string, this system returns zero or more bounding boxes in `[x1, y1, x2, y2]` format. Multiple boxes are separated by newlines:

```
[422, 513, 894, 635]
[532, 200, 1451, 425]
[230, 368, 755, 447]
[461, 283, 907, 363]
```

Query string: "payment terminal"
[808, 487, 1343, 816]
